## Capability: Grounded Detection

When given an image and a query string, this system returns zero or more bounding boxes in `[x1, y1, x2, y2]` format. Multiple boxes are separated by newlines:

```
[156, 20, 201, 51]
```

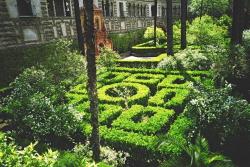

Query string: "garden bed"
[66, 67, 212, 157]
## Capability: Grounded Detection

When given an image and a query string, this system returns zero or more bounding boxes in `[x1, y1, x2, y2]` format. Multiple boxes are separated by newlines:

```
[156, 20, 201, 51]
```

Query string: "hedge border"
[112, 105, 175, 134]
[98, 82, 150, 107]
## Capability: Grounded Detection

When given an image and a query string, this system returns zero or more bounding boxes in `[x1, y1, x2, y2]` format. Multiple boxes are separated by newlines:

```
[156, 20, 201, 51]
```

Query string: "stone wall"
[0, 0, 77, 50]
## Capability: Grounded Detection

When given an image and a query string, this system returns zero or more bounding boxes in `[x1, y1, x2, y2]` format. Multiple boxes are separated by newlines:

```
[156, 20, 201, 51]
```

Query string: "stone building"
[0, 0, 77, 49]
[93, 0, 181, 33]
[0, 0, 181, 49]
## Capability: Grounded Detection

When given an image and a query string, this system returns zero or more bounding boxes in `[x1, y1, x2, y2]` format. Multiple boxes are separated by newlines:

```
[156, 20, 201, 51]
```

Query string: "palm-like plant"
[160, 135, 233, 167]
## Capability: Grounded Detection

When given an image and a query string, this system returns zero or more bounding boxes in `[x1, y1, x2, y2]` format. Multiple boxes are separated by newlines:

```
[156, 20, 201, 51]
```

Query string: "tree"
[232, 0, 244, 44]
[189, 0, 229, 18]
[73, 0, 84, 54]
[83, 0, 100, 162]
[154, 0, 158, 46]
[181, 0, 187, 49]
[166, 0, 174, 55]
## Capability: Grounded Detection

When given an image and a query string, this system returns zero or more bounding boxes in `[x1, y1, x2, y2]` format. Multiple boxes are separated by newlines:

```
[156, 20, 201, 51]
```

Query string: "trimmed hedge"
[148, 88, 190, 111]
[98, 72, 131, 85]
[117, 54, 168, 68]
[65, 92, 88, 105]
[98, 82, 150, 107]
[113, 67, 166, 74]
[124, 73, 165, 93]
[112, 105, 175, 134]
[157, 75, 201, 89]
[131, 41, 167, 56]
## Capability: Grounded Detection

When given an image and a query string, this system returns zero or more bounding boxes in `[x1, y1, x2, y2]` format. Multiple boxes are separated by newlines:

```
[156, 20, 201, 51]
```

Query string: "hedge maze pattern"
[66, 67, 211, 156]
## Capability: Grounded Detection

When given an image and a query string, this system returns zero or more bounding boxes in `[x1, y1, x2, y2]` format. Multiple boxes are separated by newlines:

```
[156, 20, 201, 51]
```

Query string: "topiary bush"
[124, 73, 165, 93]
[98, 83, 150, 107]
[98, 72, 131, 85]
[143, 27, 166, 44]
[112, 105, 175, 134]
[148, 88, 190, 111]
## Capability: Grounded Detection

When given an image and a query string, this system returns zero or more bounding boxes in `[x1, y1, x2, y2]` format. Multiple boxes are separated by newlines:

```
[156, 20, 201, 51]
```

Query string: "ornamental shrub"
[158, 48, 212, 70]
[98, 83, 150, 107]
[186, 84, 250, 147]
[189, 0, 229, 18]
[144, 27, 166, 43]
[112, 105, 175, 134]
[243, 29, 250, 54]
[0, 132, 59, 167]
[2, 68, 81, 140]
[188, 15, 229, 48]
[97, 47, 120, 70]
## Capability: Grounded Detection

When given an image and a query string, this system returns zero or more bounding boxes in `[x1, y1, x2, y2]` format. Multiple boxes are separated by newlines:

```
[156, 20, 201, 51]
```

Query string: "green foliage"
[124, 73, 165, 93]
[158, 75, 200, 89]
[160, 135, 233, 167]
[243, 29, 250, 54]
[112, 105, 174, 134]
[158, 48, 212, 70]
[2, 68, 80, 139]
[109, 29, 146, 53]
[0, 132, 59, 167]
[186, 85, 250, 146]
[98, 72, 131, 85]
[188, 15, 229, 48]
[189, 0, 230, 17]
[159, 115, 195, 155]
[117, 54, 167, 68]
[144, 26, 166, 43]
[98, 82, 150, 107]
[97, 47, 120, 70]
[149, 88, 190, 111]
[217, 15, 232, 29]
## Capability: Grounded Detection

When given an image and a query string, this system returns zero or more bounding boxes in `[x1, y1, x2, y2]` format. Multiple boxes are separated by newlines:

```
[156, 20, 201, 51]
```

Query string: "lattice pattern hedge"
[66, 67, 212, 156]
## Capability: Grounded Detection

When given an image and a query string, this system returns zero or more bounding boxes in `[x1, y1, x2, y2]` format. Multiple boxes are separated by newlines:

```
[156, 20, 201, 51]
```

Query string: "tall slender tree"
[83, 0, 100, 162]
[181, 0, 187, 49]
[154, 0, 158, 46]
[232, 0, 244, 44]
[166, 0, 173, 55]
[73, 0, 84, 54]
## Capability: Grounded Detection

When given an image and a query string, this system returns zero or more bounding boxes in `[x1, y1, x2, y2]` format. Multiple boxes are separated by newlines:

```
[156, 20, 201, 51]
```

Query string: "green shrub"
[124, 73, 165, 93]
[112, 105, 174, 134]
[98, 82, 150, 107]
[2, 68, 80, 139]
[109, 29, 146, 53]
[143, 27, 166, 44]
[117, 54, 167, 68]
[188, 15, 229, 48]
[243, 29, 250, 54]
[98, 72, 131, 85]
[189, 0, 229, 18]
[158, 48, 212, 70]
[148, 88, 190, 111]
[186, 85, 250, 147]
[54, 152, 87, 167]
[97, 47, 120, 70]
[158, 115, 195, 156]
[0, 132, 59, 166]
[157, 75, 200, 89]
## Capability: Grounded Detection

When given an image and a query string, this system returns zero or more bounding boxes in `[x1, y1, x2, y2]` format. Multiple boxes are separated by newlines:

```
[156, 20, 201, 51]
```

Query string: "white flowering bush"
[2, 67, 80, 139]
[185, 85, 250, 146]
[158, 48, 212, 70]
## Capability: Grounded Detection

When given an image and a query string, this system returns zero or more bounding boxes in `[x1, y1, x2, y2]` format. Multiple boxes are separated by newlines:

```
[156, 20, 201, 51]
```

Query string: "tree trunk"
[166, 0, 173, 55]
[154, 0, 158, 46]
[181, 0, 187, 49]
[232, 0, 244, 44]
[83, 0, 100, 162]
[73, 0, 84, 54]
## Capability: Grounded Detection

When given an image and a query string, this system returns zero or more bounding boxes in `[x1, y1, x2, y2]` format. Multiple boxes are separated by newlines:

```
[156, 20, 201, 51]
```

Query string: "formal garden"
[0, 0, 250, 167]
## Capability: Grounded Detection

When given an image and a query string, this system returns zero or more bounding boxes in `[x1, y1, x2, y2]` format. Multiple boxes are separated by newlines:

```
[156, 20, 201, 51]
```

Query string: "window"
[105, 0, 110, 17]
[47, 0, 71, 17]
[110, 2, 114, 16]
[119, 2, 124, 17]
[47, 0, 54, 16]
[17, 0, 33, 16]
[128, 3, 131, 17]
